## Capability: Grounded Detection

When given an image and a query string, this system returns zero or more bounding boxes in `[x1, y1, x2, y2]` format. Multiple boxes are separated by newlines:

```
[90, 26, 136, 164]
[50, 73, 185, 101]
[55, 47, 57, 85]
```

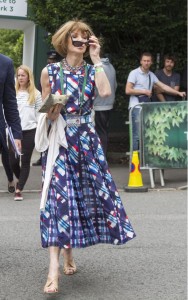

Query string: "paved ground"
[0, 190, 186, 300]
[0, 149, 187, 299]
[0, 149, 187, 192]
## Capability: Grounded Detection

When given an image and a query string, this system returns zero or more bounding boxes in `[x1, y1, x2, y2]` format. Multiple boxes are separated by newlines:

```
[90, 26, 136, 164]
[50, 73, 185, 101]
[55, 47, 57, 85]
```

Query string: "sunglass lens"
[73, 41, 82, 47]
[71, 37, 88, 47]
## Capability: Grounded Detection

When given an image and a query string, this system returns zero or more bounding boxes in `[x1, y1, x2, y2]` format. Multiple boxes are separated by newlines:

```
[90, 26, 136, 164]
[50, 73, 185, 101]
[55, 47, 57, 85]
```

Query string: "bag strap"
[148, 74, 151, 90]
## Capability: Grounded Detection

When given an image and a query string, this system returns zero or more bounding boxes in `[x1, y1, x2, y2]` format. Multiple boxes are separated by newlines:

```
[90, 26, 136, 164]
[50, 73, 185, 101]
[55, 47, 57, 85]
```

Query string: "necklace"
[62, 58, 86, 72]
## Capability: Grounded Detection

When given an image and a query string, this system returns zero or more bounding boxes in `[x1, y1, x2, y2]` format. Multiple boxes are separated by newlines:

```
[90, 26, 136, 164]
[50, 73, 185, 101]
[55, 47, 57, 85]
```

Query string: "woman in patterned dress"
[40, 20, 136, 294]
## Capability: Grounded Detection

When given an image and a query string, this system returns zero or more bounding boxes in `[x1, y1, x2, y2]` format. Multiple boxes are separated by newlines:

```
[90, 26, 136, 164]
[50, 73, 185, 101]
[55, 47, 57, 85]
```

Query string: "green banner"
[141, 101, 187, 168]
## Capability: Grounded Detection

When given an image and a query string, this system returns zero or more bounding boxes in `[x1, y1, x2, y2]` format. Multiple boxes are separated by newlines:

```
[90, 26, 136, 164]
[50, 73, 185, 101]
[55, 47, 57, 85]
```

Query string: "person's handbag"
[137, 74, 151, 103]
[38, 94, 69, 113]
[137, 95, 151, 103]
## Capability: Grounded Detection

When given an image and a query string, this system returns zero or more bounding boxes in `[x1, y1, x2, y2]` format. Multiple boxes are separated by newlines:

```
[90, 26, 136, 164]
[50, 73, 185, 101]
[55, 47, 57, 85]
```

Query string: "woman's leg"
[48, 246, 61, 277]
[62, 248, 77, 275]
[44, 246, 60, 293]
[16, 129, 36, 191]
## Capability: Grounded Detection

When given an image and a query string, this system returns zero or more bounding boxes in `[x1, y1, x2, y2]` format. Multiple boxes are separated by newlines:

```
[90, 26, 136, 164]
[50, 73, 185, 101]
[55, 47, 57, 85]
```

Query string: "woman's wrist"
[94, 62, 103, 68]
[91, 57, 101, 65]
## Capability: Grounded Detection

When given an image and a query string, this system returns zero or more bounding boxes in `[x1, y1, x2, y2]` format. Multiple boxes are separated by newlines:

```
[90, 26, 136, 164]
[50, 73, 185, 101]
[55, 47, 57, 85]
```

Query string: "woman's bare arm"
[40, 67, 62, 120]
[40, 67, 51, 100]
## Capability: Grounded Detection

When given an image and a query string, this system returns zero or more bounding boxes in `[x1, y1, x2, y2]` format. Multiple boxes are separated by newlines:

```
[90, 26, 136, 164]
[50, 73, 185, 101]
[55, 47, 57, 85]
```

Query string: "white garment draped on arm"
[35, 113, 68, 211]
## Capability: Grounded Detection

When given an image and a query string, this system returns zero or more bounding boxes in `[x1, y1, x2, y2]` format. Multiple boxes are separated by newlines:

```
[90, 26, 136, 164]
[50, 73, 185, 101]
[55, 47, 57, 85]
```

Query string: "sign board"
[141, 101, 187, 168]
[0, 0, 27, 17]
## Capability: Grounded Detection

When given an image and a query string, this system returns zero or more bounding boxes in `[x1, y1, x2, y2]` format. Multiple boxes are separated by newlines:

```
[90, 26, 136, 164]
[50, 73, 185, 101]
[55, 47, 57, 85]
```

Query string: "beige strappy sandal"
[44, 276, 59, 294]
[63, 260, 77, 275]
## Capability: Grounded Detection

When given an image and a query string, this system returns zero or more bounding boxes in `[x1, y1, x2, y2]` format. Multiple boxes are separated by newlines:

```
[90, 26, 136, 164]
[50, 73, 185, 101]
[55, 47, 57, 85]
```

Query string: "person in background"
[153, 54, 180, 102]
[94, 55, 117, 156]
[38, 19, 136, 294]
[125, 52, 186, 151]
[32, 50, 62, 166]
[9, 65, 42, 201]
[46, 50, 62, 65]
[0, 53, 22, 193]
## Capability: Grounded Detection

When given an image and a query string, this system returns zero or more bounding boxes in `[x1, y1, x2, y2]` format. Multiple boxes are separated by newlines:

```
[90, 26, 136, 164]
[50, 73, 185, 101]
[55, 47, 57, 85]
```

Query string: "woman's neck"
[65, 54, 84, 67]
[63, 55, 86, 72]
[18, 88, 27, 92]
[19, 85, 28, 91]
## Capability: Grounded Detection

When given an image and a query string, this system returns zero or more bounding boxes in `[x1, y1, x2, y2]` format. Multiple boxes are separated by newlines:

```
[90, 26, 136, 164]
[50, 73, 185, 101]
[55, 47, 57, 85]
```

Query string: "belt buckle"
[66, 115, 81, 126]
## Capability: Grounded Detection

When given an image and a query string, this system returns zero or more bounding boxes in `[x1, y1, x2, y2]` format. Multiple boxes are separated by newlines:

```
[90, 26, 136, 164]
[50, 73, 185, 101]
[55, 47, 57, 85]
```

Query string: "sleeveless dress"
[40, 62, 136, 248]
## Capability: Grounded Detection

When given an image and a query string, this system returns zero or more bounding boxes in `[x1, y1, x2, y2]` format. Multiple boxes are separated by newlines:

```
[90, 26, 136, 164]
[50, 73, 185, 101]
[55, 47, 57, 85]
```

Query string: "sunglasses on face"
[70, 34, 89, 47]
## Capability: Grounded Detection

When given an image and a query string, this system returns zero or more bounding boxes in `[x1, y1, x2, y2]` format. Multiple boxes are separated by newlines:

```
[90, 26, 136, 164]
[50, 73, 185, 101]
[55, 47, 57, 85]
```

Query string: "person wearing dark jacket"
[0, 53, 22, 193]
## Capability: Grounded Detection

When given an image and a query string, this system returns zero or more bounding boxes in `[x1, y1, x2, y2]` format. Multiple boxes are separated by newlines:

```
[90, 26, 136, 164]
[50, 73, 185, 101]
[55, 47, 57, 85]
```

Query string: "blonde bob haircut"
[15, 65, 38, 105]
[52, 20, 94, 58]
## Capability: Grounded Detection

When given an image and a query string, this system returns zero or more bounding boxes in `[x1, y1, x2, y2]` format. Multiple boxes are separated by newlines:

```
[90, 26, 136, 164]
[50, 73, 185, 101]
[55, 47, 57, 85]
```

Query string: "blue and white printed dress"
[40, 62, 136, 248]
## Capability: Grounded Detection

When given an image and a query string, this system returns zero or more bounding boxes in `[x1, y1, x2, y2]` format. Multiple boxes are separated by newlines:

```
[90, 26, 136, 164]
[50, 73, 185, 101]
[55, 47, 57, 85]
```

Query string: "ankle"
[48, 262, 59, 277]
[63, 249, 74, 260]
[64, 248, 72, 254]
[8, 180, 14, 185]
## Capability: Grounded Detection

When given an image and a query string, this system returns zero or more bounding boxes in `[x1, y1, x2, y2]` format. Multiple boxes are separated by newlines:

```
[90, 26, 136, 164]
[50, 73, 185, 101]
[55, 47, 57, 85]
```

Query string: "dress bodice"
[47, 62, 95, 115]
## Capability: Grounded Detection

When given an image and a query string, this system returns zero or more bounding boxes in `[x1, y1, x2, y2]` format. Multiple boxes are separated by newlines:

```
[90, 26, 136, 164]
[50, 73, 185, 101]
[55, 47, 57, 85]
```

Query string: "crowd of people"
[0, 18, 186, 295]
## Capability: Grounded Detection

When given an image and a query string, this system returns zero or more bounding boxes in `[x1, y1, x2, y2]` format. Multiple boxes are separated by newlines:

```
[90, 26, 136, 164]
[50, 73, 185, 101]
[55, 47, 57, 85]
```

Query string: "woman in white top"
[9, 65, 42, 201]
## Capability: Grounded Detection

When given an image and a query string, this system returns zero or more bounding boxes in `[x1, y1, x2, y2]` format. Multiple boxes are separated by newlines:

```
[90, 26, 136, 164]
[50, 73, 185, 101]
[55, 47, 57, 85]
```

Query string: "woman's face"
[17, 69, 29, 88]
[67, 30, 89, 55]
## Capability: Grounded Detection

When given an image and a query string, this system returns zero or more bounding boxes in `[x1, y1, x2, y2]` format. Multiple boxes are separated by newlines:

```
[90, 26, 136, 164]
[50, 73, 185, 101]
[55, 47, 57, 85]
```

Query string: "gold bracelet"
[95, 67, 104, 73]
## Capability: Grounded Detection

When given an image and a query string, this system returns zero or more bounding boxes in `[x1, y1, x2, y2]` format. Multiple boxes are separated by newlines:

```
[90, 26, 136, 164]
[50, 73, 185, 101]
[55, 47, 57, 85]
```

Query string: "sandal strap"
[44, 277, 58, 293]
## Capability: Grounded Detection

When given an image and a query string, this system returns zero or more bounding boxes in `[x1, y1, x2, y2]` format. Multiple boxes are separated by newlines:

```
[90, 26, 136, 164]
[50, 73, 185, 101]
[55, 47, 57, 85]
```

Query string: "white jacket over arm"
[35, 113, 67, 210]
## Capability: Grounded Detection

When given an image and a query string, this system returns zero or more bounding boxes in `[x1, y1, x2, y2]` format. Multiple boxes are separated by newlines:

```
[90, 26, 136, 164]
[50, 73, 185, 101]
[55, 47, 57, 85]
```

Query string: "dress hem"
[41, 234, 136, 249]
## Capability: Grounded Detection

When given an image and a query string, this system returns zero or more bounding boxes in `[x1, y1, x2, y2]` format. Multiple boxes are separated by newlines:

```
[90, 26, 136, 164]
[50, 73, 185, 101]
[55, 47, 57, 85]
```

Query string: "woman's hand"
[89, 35, 101, 64]
[47, 104, 62, 121]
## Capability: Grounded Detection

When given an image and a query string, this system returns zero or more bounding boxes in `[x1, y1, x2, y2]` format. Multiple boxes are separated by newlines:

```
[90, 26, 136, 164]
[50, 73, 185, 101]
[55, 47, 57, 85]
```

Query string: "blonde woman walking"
[9, 65, 42, 201]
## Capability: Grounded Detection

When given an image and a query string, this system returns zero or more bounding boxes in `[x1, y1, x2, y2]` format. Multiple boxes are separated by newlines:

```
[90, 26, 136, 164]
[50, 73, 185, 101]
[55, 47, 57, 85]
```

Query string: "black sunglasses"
[70, 34, 89, 47]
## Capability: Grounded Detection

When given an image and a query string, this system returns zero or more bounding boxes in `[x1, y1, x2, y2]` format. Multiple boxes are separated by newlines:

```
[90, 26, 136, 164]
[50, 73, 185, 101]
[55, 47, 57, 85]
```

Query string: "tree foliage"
[27, 0, 187, 114]
[0, 29, 23, 69]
